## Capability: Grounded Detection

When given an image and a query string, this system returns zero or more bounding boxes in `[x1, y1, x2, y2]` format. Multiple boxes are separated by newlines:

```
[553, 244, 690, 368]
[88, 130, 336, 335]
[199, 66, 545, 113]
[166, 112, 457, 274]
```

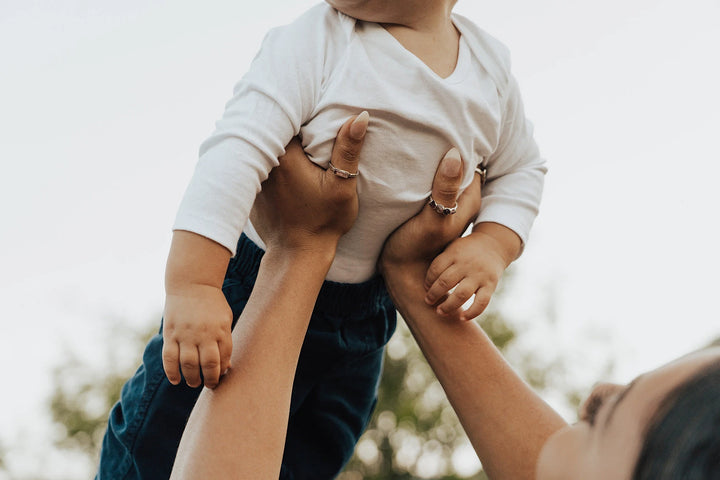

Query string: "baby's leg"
[280, 282, 396, 479]
[282, 348, 385, 479]
[95, 238, 256, 479]
[96, 328, 204, 479]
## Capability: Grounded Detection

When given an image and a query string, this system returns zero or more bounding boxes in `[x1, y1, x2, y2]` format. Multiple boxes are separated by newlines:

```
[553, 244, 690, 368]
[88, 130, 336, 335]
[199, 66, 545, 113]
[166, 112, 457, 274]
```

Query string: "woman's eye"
[579, 383, 623, 426]
[580, 391, 605, 426]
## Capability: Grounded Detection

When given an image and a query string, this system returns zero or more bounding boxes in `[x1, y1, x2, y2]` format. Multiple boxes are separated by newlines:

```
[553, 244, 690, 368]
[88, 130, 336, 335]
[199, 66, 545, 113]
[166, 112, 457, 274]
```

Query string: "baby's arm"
[162, 231, 233, 389]
[423, 42, 546, 320]
[423, 222, 521, 321]
[165, 10, 337, 389]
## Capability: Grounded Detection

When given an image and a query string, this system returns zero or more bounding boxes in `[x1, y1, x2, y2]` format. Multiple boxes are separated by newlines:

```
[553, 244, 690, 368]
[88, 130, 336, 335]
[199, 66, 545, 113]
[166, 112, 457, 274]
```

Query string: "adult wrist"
[263, 239, 337, 273]
[271, 237, 338, 257]
[381, 262, 426, 309]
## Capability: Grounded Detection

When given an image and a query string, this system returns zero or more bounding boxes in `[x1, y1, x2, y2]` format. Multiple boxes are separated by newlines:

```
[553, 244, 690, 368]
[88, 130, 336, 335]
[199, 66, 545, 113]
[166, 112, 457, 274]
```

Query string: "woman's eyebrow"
[604, 375, 644, 428]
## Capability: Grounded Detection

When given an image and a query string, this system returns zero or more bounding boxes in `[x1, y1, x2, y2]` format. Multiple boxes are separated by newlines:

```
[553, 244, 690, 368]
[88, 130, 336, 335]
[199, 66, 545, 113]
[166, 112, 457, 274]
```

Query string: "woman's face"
[536, 347, 720, 480]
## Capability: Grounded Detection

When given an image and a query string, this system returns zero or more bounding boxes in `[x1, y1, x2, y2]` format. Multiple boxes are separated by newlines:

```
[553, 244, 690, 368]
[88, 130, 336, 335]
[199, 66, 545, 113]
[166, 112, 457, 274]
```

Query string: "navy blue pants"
[96, 235, 396, 479]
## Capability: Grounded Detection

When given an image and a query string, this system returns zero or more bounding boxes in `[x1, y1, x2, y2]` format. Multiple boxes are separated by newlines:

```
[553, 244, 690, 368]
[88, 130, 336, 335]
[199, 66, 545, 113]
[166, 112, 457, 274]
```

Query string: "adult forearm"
[171, 244, 336, 479]
[385, 266, 566, 480]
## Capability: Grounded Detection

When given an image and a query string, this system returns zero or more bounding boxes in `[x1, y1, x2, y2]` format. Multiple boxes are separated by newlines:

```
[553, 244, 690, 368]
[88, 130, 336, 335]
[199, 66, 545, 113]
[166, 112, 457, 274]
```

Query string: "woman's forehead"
[613, 348, 720, 427]
[589, 349, 720, 478]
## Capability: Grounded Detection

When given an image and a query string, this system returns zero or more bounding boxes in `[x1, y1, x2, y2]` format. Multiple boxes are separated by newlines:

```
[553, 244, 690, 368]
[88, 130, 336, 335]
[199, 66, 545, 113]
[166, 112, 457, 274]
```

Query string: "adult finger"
[276, 137, 305, 171]
[199, 343, 222, 389]
[412, 148, 466, 253]
[162, 340, 181, 385]
[325, 111, 369, 179]
[179, 344, 202, 388]
[429, 148, 464, 209]
[264, 137, 311, 192]
[455, 171, 483, 224]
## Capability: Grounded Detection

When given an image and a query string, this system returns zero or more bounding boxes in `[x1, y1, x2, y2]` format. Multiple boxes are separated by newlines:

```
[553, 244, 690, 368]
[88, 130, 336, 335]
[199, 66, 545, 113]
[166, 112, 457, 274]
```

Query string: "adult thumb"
[430, 148, 463, 209]
[327, 111, 368, 179]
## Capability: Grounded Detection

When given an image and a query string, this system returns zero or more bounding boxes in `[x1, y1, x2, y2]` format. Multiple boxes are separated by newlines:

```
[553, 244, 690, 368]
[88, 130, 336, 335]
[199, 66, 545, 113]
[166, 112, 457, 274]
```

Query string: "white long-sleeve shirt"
[173, 3, 546, 283]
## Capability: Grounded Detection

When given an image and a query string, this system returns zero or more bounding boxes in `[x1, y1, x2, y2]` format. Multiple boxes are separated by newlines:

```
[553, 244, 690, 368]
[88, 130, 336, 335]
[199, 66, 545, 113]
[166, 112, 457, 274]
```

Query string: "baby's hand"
[423, 231, 507, 321]
[162, 285, 233, 389]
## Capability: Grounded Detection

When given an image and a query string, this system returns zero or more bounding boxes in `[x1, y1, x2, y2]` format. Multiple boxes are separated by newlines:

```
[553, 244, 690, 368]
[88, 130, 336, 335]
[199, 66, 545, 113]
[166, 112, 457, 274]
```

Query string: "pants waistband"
[229, 234, 391, 319]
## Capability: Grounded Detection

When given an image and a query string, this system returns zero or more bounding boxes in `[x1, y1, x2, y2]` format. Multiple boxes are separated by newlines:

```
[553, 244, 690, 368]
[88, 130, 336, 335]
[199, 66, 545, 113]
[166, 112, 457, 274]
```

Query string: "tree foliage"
[338, 275, 579, 479]
[45, 270, 593, 479]
[48, 326, 155, 462]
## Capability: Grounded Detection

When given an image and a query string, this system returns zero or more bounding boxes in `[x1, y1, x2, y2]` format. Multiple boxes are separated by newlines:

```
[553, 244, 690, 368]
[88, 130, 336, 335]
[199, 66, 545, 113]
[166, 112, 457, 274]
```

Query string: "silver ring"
[428, 195, 457, 216]
[328, 161, 359, 179]
[475, 164, 487, 186]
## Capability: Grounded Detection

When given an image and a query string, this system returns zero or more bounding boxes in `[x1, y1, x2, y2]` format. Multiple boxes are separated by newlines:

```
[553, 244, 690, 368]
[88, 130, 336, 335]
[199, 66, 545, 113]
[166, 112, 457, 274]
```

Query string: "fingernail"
[441, 148, 461, 176]
[425, 296, 433, 305]
[350, 111, 369, 140]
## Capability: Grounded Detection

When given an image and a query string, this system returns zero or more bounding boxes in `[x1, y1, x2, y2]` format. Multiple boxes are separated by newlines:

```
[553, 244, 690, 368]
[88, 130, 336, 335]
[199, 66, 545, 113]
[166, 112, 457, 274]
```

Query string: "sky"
[1, 0, 719, 477]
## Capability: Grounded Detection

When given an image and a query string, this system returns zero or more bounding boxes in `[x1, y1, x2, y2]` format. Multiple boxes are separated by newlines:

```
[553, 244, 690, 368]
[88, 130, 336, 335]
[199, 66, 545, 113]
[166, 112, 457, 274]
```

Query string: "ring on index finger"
[328, 161, 359, 179]
[428, 195, 457, 216]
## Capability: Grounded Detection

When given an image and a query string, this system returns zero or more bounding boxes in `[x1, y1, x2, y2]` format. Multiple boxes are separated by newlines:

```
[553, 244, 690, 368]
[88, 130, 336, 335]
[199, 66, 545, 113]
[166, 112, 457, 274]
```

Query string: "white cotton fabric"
[173, 3, 547, 282]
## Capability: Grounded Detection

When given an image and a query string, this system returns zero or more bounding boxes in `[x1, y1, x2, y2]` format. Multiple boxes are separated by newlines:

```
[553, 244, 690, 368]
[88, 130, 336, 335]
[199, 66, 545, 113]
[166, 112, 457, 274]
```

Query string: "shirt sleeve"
[474, 74, 547, 252]
[172, 8, 333, 255]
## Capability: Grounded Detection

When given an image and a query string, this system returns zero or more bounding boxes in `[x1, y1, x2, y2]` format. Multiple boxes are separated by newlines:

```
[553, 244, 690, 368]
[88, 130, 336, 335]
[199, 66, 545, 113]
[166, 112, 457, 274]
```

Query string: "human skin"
[171, 125, 720, 478]
[380, 216, 720, 478]
[162, 113, 369, 389]
[170, 133, 473, 478]
[536, 347, 720, 480]
[379, 227, 567, 479]
[325, 0, 460, 78]
[327, 0, 524, 320]
[164, 0, 515, 390]
[169, 114, 368, 479]
[423, 222, 521, 320]
[325, 0, 458, 29]
[170, 137, 553, 479]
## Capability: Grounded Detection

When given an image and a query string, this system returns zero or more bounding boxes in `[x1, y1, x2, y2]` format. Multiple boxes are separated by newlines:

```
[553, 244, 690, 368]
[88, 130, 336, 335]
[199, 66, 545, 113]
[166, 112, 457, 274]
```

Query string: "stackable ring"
[428, 195, 457, 216]
[475, 164, 487, 186]
[328, 161, 359, 179]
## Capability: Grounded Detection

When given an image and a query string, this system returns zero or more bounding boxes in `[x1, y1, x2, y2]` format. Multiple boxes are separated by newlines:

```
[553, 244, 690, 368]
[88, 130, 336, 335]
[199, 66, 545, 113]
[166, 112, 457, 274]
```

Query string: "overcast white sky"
[1, 0, 719, 477]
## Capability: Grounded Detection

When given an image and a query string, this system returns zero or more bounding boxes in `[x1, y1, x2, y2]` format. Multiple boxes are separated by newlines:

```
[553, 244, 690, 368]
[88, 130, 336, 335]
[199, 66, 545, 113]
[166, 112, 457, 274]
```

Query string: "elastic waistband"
[229, 234, 391, 319]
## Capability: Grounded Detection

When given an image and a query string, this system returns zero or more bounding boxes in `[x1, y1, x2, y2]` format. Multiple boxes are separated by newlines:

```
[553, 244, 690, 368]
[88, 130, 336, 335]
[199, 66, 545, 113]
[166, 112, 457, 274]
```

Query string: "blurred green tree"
[0, 442, 6, 472]
[48, 324, 156, 462]
[47, 269, 595, 479]
[338, 271, 582, 479]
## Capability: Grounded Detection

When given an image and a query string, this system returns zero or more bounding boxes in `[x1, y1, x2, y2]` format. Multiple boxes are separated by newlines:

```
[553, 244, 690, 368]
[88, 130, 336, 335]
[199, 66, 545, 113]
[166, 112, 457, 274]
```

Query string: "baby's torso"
[246, 16, 504, 282]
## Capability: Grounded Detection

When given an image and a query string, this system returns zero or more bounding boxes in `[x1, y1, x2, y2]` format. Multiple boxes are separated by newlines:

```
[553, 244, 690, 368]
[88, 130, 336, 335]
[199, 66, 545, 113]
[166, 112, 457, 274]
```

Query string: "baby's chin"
[324, 0, 399, 25]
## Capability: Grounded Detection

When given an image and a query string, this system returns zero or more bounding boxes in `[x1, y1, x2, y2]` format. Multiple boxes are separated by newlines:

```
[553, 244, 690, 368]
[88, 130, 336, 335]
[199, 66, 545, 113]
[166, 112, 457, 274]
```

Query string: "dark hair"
[632, 358, 720, 480]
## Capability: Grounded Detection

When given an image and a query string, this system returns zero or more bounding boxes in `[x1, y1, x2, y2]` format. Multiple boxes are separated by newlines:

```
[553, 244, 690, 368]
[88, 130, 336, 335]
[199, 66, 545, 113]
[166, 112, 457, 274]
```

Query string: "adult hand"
[250, 111, 369, 254]
[171, 112, 370, 479]
[378, 151, 566, 479]
[379, 148, 482, 278]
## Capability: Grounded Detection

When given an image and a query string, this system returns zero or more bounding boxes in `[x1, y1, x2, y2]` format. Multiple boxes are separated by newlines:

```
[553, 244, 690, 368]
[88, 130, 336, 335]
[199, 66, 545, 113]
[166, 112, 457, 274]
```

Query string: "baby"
[96, 1, 546, 479]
